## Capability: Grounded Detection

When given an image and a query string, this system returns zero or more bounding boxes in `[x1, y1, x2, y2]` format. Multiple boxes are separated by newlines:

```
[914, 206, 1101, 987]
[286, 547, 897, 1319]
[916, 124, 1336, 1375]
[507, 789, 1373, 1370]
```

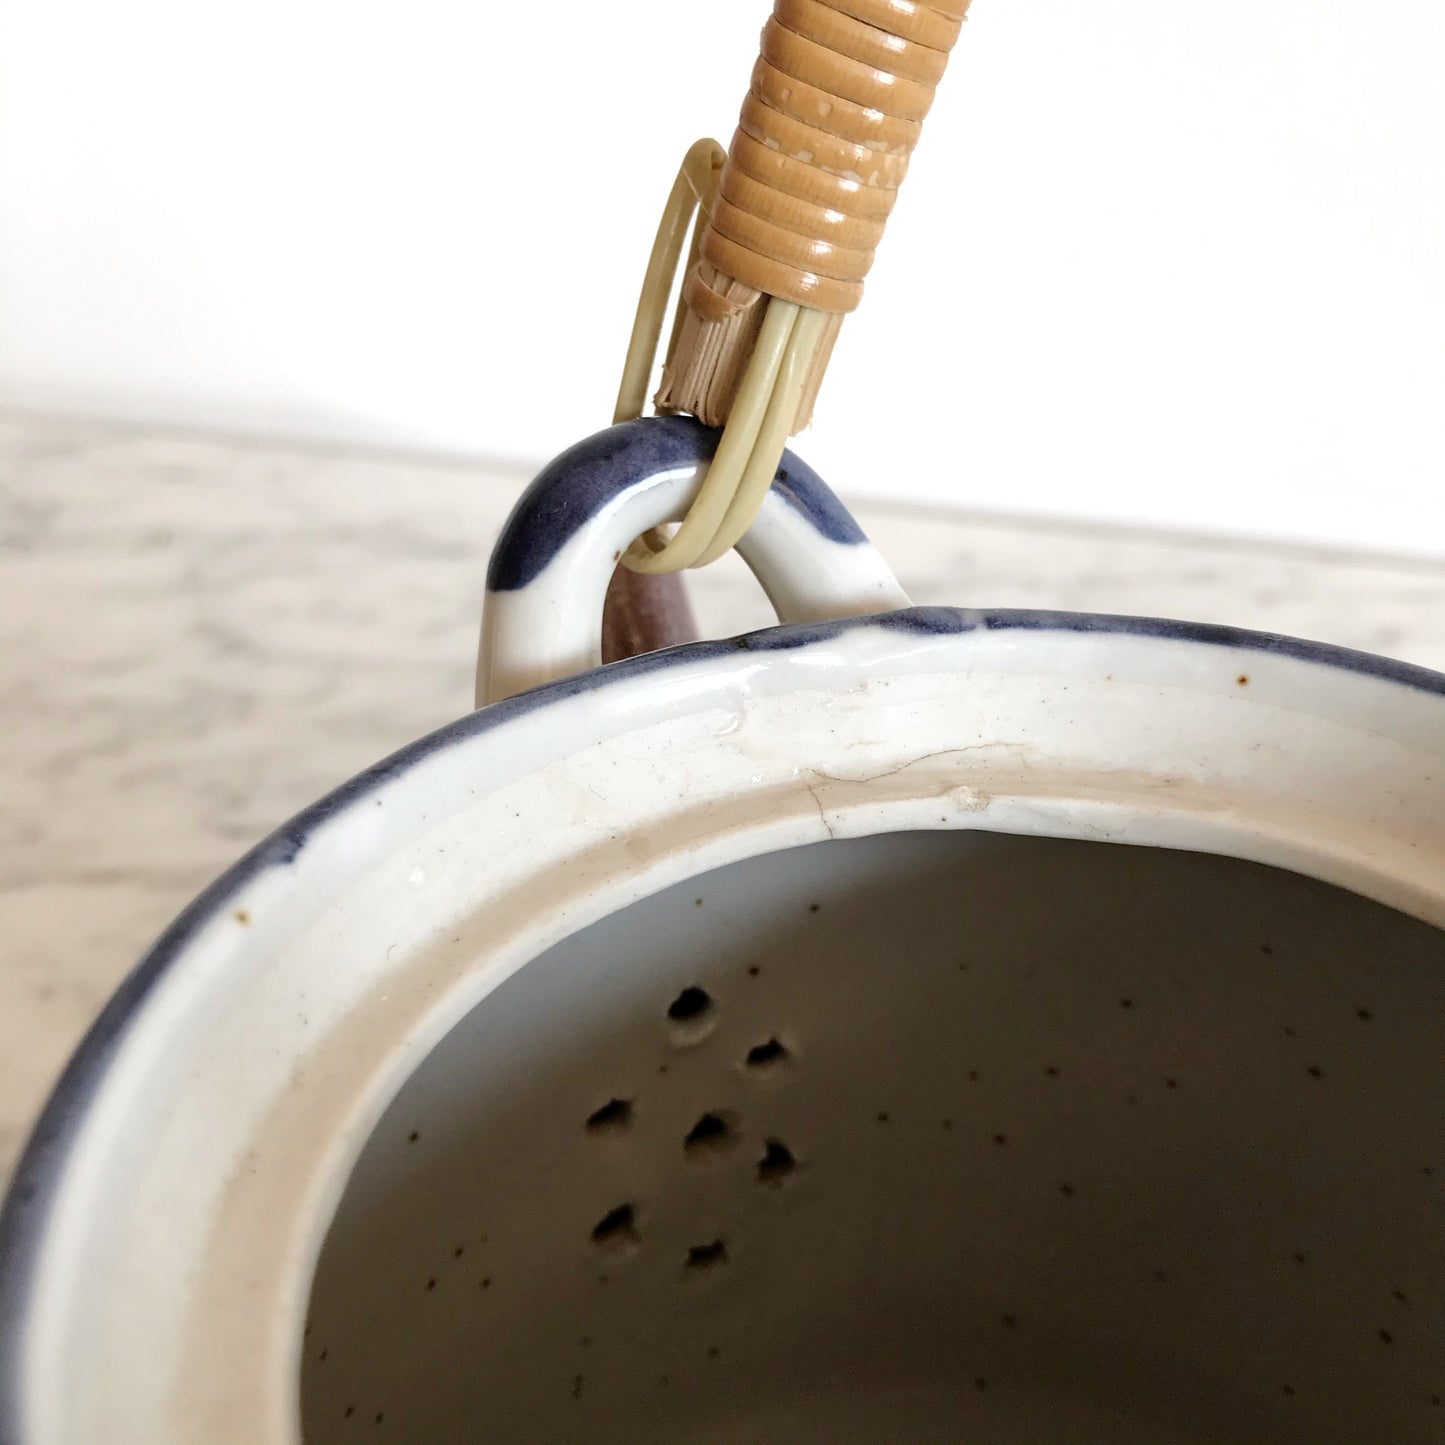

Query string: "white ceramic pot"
[3, 417, 1443, 1445]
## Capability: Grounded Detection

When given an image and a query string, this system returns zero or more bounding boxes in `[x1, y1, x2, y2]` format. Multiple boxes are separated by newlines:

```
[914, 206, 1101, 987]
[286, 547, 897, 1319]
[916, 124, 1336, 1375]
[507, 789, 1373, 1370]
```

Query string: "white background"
[2, 1, 1442, 555]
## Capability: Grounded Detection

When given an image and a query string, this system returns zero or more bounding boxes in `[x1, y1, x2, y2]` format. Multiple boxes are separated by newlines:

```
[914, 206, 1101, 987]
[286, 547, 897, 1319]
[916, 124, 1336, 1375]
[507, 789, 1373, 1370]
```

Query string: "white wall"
[2, 1, 1443, 556]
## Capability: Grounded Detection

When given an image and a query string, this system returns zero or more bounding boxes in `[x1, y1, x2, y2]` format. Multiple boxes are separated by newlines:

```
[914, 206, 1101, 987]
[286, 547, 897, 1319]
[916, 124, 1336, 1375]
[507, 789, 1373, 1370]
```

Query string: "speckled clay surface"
[305, 832, 1445, 1443]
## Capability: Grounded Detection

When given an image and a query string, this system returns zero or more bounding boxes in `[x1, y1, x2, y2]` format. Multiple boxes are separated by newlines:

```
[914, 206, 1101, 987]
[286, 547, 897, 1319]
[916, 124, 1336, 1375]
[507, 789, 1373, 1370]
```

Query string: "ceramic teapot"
[2, 417, 1443, 1444]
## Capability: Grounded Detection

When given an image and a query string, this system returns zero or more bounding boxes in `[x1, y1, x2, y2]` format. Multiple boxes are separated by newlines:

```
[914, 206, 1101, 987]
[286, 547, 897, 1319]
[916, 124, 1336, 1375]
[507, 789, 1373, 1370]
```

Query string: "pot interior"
[302, 831, 1445, 1443]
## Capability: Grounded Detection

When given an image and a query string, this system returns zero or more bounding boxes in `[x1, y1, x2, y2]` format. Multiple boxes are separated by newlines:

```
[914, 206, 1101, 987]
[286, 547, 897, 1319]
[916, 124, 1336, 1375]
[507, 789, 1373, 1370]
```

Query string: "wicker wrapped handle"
[610, 0, 969, 578]
[659, 0, 970, 432]
[693, 0, 969, 316]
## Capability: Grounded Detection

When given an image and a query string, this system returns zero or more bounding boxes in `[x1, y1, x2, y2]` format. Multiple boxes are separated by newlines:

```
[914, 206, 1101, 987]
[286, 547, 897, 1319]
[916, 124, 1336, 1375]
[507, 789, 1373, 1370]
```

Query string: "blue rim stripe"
[1, 604, 1441, 1436]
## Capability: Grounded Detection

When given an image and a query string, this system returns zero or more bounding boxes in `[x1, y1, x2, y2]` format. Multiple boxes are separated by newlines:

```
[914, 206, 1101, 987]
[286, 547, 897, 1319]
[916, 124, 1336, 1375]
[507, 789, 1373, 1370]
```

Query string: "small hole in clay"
[1379, 1329, 1394, 1345]
[571, 1374, 585, 1400]
[1307, 1065, 1324, 1079]
[343, 1406, 353, 1419]
[1059, 1182, 1077, 1198]
[1293, 1251, 1308, 1267]
[876, 1111, 891, 1124]
[1164, 1077, 1180, 1090]
[425, 1277, 436, 1291]
[591, 1203, 639, 1247]
[319, 1348, 328, 1362]
[684, 1112, 739, 1158]
[479, 1276, 492, 1290]
[974, 1377, 989, 1392]
[808, 902, 821, 913]
[374, 1413, 384, 1425]
[1357, 1006, 1374, 1021]
[407, 1130, 420, 1143]
[668, 986, 712, 1023]
[585, 1097, 634, 1133]
[1045, 1066, 1060, 1078]
[747, 965, 760, 977]
[1393, 1287, 1409, 1303]
[706, 1345, 720, 1360]
[1119, 997, 1135, 1010]
[1001, 1313, 1019, 1329]
[685, 1239, 729, 1272]
[1283, 1384, 1296, 1397]
[453, 1245, 464, 1259]
[758, 1138, 797, 1185]
[745, 1037, 790, 1070]
[967, 1069, 980, 1083]
[992, 1133, 1008, 1147]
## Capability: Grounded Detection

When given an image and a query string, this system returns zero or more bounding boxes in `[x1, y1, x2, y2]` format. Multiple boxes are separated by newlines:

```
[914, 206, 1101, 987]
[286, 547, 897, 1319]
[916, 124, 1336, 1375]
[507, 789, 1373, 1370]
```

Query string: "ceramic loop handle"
[477, 417, 910, 705]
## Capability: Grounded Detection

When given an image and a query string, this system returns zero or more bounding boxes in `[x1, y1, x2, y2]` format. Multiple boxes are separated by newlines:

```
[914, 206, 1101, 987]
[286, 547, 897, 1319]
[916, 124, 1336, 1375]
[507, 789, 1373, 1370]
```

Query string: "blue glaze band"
[485, 415, 868, 592]
[2, 603, 1443, 1436]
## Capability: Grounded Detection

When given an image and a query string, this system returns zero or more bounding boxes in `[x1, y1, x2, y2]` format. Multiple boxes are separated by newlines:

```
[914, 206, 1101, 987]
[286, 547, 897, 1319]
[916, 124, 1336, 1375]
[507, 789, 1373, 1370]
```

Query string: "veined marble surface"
[3, 409, 1444, 1187]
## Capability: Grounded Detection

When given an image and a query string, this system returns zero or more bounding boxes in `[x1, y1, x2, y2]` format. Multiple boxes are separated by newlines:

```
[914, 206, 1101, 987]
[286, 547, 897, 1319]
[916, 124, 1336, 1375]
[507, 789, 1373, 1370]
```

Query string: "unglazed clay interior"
[302, 832, 1445, 1443]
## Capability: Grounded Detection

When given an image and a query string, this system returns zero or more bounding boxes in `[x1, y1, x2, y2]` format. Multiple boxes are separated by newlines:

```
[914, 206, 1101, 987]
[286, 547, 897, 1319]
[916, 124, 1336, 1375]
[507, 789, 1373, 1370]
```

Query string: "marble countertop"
[3, 408, 1443, 1188]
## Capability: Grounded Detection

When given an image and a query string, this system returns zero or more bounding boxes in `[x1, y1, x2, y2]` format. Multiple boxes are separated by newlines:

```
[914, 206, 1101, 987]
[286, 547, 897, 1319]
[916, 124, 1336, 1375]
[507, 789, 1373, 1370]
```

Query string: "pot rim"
[1, 602, 1442, 1438]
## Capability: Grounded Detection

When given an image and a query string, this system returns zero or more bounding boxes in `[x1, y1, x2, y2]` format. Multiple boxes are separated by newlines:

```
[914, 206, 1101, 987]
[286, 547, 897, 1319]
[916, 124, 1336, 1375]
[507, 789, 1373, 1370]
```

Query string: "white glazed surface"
[9, 612, 1445, 1444]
